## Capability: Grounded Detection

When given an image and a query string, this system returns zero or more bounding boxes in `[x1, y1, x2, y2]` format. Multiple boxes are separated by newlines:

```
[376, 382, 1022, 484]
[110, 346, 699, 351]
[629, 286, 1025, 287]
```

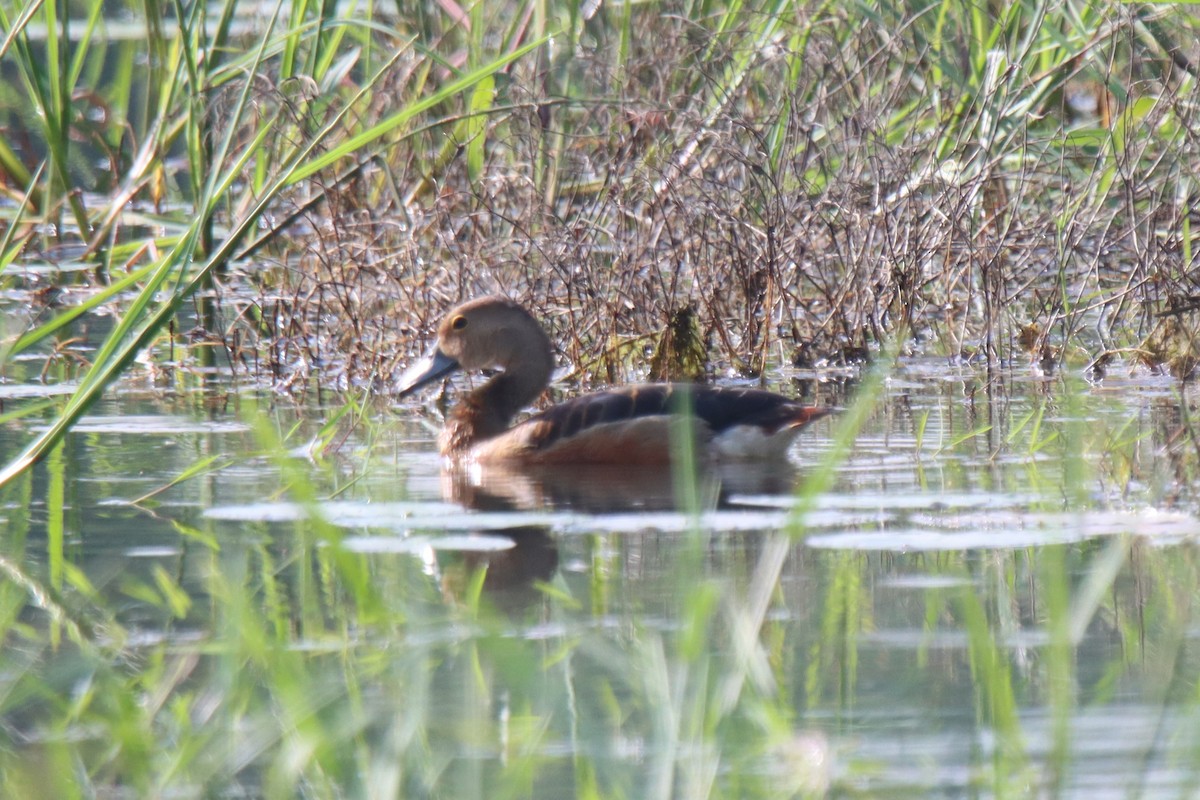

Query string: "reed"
[0, 0, 1194, 483]
[0, 5, 1195, 792]
[0, 332, 1196, 795]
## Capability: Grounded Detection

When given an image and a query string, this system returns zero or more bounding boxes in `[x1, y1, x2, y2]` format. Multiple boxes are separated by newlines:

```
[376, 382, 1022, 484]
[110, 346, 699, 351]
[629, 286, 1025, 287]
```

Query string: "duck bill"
[396, 347, 461, 397]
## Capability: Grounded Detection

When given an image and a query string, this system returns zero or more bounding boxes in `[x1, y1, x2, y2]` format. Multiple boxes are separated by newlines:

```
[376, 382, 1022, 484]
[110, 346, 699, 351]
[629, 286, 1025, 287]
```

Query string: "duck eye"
[451, 315, 468, 331]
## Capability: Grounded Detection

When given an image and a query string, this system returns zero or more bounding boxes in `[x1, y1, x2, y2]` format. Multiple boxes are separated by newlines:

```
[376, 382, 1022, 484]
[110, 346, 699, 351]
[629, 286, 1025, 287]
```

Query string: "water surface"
[1, 361, 1198, 798]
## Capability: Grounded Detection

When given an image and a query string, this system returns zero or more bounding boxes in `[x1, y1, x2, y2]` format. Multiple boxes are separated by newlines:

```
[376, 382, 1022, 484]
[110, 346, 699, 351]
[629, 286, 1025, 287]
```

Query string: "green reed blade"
[0, 0, 43, 61]
[288, 36, 547, 184]
[4, 261, 157, 359]
[466, 74, 495, 184]
[0, 161, 44, 274]
[129, 454, 234, 506]
[0, 19, 550, 490]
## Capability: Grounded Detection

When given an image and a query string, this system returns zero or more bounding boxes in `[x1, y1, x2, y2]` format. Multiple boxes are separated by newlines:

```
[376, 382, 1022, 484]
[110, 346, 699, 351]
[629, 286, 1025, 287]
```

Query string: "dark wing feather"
[524, 386, 645, 451]
[690, 385, 830, 433]
[523, 384, 828, 452]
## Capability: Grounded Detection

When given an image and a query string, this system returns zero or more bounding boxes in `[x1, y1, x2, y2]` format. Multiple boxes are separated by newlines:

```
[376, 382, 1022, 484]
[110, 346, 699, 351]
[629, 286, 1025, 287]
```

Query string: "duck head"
[396, 296, 555, 400]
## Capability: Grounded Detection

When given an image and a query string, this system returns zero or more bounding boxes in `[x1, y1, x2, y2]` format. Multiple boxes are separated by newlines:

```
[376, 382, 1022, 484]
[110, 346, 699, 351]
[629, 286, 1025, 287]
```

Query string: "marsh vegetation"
[1, 0, 1200, 796]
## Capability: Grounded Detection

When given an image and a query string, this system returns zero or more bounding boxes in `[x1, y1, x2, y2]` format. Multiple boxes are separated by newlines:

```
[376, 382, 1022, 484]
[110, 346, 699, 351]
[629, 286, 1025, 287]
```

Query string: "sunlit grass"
[0, 369, 1196, 795]
[0, 1, 1199, 797]
[0, 0, 1195, 480]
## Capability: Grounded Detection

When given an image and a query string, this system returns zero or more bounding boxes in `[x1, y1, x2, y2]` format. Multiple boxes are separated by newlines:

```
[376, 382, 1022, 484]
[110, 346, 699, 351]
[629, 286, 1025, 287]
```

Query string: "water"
[1, 362, 1199, 797]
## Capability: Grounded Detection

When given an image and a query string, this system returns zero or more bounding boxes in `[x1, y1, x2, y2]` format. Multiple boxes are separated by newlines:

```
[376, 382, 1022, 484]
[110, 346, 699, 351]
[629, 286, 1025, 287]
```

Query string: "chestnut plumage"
[397, 296, 831, 464]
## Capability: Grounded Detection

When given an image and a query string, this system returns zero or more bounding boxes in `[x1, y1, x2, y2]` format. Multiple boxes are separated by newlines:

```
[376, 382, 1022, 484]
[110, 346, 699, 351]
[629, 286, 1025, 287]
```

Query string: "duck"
[396, 296, 831, 464]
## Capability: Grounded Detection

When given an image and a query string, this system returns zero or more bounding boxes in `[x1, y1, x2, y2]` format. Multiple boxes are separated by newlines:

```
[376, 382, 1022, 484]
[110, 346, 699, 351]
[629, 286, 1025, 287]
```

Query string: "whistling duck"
[396, 296, 831, 464]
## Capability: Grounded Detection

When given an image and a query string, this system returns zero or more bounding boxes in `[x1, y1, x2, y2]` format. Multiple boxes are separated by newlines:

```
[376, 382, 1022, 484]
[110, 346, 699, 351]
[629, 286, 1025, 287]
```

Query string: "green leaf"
[466, 74, 495, 183]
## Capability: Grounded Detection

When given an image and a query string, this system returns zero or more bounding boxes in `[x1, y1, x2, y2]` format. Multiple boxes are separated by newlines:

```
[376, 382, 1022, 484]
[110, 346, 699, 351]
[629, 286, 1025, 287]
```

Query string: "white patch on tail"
[710, 425, 801, 461]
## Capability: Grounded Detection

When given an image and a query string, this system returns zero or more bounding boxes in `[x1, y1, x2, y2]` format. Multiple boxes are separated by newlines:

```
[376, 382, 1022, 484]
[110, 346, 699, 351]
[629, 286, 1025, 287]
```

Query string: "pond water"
[2, 361, 1199, 798]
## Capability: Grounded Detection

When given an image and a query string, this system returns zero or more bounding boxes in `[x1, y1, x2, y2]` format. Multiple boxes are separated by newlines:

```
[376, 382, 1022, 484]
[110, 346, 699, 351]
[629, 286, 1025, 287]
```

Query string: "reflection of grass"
[1, 363, 1200, 794]
[0, 0, 1198, 483]
[0, 2, 1199, 793]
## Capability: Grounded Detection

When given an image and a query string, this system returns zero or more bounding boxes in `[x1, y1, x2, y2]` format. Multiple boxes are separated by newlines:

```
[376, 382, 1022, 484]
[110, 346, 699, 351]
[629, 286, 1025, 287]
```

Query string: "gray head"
[396, 296, 555, 402]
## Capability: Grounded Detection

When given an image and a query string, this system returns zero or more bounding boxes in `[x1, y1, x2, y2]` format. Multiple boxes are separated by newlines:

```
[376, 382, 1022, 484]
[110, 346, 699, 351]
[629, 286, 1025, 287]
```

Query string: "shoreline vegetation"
[0, 1, 1198, 473]
[2, 5, 1200, 798]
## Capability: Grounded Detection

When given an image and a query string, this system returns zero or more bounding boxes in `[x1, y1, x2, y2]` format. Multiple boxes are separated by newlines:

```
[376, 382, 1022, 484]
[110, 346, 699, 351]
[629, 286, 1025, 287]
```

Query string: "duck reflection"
[436, 459, 805, 611]
[438, 525, 559, 614]
[443, 459, 801, 514]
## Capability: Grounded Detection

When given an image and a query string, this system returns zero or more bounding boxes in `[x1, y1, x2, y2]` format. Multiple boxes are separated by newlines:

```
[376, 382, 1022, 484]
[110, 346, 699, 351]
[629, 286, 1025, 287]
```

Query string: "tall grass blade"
[0, 25, 547, 490]
[290, 37, 546, 184]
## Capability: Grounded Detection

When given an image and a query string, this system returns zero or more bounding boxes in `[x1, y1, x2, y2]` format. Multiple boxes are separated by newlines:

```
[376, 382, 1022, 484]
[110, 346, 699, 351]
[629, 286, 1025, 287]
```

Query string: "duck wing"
[480, 384, 829, 463]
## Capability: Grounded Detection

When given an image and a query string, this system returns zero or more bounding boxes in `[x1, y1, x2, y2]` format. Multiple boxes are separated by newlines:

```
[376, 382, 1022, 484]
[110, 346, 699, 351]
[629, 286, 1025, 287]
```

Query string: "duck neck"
[440, 363, 551, 455]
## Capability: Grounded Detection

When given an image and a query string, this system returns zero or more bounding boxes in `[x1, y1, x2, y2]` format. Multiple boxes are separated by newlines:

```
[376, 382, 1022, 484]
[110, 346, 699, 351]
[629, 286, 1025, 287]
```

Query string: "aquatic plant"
[0, 6, 1198, 793]
[0, 2, 1194, 474]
